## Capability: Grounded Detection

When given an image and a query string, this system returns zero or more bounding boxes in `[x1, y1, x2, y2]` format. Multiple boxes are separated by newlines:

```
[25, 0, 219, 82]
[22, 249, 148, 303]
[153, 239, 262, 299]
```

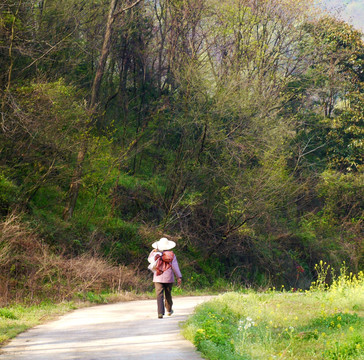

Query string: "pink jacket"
[148, 250, 182, 283]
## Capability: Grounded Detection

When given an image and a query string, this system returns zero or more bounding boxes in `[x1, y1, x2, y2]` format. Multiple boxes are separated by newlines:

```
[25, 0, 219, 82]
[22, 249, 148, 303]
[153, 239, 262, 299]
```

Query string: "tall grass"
[183, 262, 364, 360]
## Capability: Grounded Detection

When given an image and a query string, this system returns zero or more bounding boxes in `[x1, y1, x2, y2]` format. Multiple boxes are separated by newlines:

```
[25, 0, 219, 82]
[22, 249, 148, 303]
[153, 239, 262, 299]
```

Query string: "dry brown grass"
[0, 215, 139, 306]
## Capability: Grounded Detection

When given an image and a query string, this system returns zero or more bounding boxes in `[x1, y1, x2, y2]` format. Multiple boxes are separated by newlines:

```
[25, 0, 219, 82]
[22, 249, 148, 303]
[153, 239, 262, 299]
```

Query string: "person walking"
[148, 237, 182, 319]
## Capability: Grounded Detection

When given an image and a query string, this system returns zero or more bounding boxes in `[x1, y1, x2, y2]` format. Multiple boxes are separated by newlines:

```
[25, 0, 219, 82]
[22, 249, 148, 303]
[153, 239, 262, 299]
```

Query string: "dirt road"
[0, 296, 213, 360]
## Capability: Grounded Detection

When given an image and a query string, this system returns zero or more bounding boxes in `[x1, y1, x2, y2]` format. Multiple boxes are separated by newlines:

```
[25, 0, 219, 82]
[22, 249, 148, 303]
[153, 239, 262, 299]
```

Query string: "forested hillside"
[1, 0, 363, 303]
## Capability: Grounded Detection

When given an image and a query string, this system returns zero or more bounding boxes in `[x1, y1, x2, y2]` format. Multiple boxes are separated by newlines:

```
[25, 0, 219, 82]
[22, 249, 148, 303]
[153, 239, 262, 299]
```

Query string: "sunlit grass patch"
[323, 335, 364, 360]
[309, 312, 362, 333]
[183, 264, 364, 359]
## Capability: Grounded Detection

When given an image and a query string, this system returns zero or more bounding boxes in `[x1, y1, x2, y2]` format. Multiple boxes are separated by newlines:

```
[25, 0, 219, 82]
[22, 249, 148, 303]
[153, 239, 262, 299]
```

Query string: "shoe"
[167, 310, 174, 316]
[158, 314, 163, 319]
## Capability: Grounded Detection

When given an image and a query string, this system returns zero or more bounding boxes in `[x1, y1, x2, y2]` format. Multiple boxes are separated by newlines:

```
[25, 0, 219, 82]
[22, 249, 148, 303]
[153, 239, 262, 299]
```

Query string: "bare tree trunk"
[5, 0, 22, 92]
[90, 0, 119, 109]
[63, 0, 119, 220]
[63, 144, 87, 220]
[63, 0, 143, 220]
[90, 0, 144, 109]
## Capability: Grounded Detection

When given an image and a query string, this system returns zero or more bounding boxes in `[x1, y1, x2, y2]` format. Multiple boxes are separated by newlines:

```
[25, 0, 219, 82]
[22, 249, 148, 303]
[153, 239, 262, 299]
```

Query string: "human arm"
[171, 255, 182, 283]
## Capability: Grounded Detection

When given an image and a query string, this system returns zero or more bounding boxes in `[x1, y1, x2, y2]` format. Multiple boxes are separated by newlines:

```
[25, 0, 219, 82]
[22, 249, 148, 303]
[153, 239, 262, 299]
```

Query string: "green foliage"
[310, 312, 361, 331]
[186, 272, 211, 289]
[323, 336, 364, 360]
[295, 172, 364, 272]
[196, 340, 246, 360]
[0, 308, 17, 320]
[310, 16, 363, 53]
[191, 302, 238, 352]
[77, 291, 108, 304]
[318, 171, 363, 222]
[0, 173, 18, 215]
[327, 91, 364, 171]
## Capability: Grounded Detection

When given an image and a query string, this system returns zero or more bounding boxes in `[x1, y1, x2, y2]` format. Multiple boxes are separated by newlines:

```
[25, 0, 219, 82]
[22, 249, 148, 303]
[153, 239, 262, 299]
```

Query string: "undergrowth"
[0, 215, 140, 305]
[183, 262, 364, 360]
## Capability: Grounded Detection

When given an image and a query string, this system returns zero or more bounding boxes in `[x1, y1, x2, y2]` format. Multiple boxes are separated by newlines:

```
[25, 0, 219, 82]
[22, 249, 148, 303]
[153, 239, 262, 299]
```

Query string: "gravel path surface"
[0, 296, 213, 360]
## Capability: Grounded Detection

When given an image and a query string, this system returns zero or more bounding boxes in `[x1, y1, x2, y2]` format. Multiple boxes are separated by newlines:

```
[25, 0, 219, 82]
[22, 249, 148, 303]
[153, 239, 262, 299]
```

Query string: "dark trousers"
[154, 282, 173, 315]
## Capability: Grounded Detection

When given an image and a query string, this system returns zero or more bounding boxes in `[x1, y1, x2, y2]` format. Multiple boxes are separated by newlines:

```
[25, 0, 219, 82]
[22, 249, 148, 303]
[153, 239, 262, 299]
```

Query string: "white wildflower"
[244, 322, 252, 330]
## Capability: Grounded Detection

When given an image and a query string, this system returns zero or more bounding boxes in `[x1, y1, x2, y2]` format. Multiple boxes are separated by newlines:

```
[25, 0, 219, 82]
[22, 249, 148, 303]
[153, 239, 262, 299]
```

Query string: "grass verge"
[182, 264, 364, 360]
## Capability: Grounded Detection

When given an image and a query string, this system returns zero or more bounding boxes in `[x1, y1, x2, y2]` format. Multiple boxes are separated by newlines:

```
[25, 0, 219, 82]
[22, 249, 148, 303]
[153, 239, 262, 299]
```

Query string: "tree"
[291, 16, 364, 172]
[62, 0, 143, 220]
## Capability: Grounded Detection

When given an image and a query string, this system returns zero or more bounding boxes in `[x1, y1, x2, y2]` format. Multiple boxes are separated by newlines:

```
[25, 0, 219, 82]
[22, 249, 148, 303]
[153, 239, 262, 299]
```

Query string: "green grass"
[183, 266, 364, 360]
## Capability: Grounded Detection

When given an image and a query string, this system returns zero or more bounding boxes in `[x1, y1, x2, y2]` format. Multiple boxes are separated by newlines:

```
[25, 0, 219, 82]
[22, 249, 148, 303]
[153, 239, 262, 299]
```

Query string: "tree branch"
[20, 28, 77, 73]
[113, 0, 143, 18]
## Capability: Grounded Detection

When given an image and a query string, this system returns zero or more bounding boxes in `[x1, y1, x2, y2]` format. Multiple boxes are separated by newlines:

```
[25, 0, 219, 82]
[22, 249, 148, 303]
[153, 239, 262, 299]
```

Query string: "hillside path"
[0, 296, 213, 360]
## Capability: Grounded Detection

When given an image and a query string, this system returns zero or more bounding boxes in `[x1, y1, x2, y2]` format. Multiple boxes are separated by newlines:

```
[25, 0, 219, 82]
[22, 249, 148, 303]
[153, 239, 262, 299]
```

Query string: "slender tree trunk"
[5, 0, 22, 92]
[63, 143, 87, 220]
[63, 0, 118, 220]
[90, 0, 119, 109]
[63, 0, 143, 220]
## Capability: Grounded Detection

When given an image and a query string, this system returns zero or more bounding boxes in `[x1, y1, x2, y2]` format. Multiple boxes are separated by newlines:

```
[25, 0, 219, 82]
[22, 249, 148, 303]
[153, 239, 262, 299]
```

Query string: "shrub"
[0, 214, 138, 305]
